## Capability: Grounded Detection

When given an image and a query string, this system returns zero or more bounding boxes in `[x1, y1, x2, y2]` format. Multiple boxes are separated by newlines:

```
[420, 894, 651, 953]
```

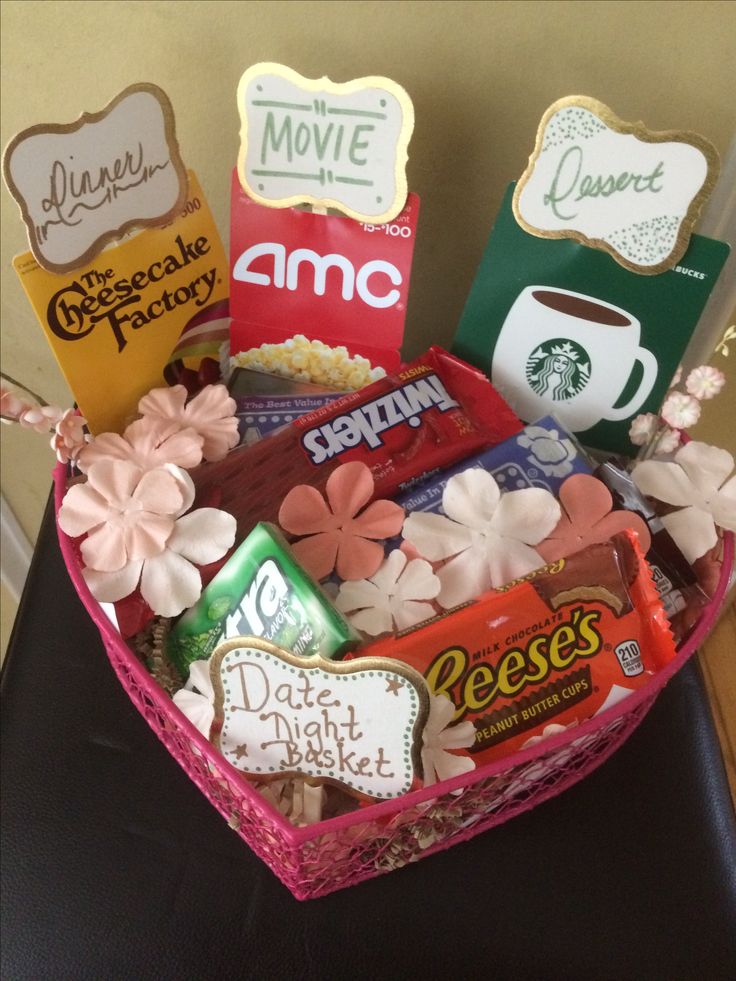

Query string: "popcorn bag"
[5, 70, 735, 899]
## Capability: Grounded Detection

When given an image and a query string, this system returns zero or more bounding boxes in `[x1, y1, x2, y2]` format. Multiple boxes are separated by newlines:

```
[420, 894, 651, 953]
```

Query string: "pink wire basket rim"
[53, 460, 734, 845]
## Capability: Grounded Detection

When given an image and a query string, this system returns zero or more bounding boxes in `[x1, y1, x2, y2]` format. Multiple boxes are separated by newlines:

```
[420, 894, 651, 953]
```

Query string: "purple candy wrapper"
[395, 415, 592, 516]
[235, 393, 343, 446]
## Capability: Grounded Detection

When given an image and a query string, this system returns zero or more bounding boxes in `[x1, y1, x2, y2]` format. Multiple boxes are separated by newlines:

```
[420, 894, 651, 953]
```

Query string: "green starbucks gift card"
[452, 183, 729, 455]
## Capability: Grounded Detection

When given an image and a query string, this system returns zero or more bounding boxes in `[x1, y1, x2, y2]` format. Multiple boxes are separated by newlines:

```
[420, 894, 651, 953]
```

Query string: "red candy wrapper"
[351, 531, 677, 768]
[192, 346, 521, 539]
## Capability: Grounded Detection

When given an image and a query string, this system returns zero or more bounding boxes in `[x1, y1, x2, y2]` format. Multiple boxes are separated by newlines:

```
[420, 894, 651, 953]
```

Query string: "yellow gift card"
[13, 171, 228, 435]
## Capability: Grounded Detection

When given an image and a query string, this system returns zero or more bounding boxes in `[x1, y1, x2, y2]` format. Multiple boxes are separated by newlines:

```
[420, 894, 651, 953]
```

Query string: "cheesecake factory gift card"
[13, 171, 229, 435]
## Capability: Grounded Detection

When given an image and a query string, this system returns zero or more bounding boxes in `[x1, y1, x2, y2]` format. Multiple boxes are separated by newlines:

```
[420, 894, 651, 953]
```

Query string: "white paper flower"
[628, 413, 659, 446]
[685, 365, 726, 401]
[661, 391, 701, 430]
[421, 694, 476, 787]
[172, 658, 215, 737]
[632, 441, 736, 562]
[402, 469, 561, 608]
[334, 550, 440, 635]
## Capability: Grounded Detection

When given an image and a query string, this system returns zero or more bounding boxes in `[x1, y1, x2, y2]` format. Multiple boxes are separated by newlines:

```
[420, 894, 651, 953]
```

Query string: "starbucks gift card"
[453, 184, 728, 455]
[453, 97, 728, 456]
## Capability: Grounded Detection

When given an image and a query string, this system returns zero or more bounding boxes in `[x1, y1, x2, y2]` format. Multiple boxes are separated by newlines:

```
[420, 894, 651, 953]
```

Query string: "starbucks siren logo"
[526, 338, 591, 401]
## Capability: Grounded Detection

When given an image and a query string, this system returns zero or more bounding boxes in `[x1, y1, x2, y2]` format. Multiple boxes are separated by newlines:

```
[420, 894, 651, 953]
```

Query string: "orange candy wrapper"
[351, 531, 677, 768]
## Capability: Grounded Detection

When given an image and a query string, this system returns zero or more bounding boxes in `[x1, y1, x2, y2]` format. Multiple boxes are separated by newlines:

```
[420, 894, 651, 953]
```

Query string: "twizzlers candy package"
[354, 532, 677, 767]
[192, 346, 522, 538]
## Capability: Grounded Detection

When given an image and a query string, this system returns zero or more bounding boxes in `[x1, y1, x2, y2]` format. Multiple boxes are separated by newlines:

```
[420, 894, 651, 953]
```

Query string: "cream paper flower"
[334, 549, 440, 635]
[421, 694, 476, 787]
[661, 391, 701, 430]
[172, 658, 215, 738]
[402, 469, 561, 609]
[632, 441, 736, 563]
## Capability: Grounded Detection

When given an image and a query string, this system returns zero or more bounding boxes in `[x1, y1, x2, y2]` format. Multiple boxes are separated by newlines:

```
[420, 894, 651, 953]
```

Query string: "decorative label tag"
[210, 638, 429, 799]
[229, 169, 419, 371]
[236, 63, 414, 223]
[513, 96, 719, 275]
[3, 82, 188, 274]
[13, 171, 228, 435]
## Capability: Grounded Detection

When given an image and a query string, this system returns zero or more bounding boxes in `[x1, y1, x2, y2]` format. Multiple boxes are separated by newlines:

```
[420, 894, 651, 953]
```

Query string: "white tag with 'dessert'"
[513, 96, 719, 274]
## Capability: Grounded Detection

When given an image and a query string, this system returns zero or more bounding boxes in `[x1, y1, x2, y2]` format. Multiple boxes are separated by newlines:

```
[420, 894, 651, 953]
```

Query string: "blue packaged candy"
[395, 415, 592, 517]
[235, 393, 343, 446]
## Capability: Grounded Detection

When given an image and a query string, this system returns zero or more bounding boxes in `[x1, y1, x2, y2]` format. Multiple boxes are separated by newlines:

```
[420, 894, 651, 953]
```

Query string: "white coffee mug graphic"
[491, 286, 658, 432]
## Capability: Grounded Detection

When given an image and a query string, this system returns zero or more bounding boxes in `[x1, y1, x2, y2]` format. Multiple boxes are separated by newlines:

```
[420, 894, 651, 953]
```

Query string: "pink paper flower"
[685, 365, 725, 401]
[661, 391, 701, 430]
[278, 461, 405, 581]
[78, 416, 204, 474]
[138, 384, 239, 462]
[537, 474, 651, 563]
[51, 409, 90, 464]
[58, 459, 236, 616]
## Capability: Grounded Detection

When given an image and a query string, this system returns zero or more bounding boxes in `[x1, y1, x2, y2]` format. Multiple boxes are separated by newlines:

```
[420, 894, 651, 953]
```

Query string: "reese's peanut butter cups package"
[353, 531, 677, 768]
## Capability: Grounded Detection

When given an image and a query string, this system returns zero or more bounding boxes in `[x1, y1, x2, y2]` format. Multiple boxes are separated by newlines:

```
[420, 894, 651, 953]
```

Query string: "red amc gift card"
[229, 168, 419, 371]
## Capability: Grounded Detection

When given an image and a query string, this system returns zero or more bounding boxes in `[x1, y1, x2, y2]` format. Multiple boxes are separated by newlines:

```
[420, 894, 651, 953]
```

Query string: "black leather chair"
[2, 498, 735, 980]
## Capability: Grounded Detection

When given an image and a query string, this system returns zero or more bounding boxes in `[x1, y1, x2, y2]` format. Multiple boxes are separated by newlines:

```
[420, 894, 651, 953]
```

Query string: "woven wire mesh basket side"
[55, 461, 734, 900]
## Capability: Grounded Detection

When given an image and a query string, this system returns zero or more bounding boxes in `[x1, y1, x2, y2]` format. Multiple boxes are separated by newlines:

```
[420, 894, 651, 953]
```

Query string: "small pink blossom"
[652, 427, 681, 456]
[51, 410, 90, 464]
[137, 384, 239, 462]
[628, 413, 659, 446]
[661, 391, 701, 430]
[1, 386, 34, 424]
[18, 404, 64, 433]
[685, 365, 725, 401]
[670, 365, 683, 387]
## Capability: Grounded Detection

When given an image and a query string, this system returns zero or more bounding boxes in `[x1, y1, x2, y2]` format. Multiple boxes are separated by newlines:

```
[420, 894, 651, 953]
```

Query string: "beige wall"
[2, 0, 736, 549]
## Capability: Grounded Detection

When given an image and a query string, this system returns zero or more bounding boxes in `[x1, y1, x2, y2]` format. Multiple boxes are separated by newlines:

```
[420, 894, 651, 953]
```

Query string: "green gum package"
[168, 523, 359, 678]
